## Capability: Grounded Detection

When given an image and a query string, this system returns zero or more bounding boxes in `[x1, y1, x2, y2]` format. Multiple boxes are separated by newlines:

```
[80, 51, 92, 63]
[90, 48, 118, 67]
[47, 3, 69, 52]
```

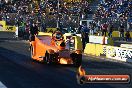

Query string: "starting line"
[0, 81, 7, 88]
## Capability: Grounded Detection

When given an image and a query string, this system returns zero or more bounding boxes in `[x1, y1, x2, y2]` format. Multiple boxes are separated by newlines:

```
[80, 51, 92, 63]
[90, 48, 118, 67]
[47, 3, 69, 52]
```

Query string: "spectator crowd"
[0, 0, 92, 27]
[0, 0, 131, 42]
[93, 0, 131, 30]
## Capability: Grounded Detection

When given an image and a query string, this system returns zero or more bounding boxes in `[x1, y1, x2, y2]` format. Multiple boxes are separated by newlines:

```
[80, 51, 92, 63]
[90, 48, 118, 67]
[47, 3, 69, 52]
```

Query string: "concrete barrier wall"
[0, 21, 6, 29]
[74, 36, 82, 50]
[84, 43, 132, 63]
[89, 35, 114, 46]
[89, 35, 108, 44]
[106, 46, 132, 62]
[84, 43, 106, 56]
[120, 44, 132, 49]
[84, 43, 96, 55]
[112, 31, 132, 38]
[95, 31, 132, 38]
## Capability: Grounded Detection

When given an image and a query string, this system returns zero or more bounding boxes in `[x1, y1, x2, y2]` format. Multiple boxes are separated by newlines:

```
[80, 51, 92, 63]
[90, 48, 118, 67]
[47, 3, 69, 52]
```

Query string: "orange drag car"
[30, 31, 82, 66]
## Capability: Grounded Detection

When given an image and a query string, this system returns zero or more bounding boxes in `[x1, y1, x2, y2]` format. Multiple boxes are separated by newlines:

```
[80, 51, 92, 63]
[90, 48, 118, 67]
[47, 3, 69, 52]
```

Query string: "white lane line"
[0, 81, 7, 88]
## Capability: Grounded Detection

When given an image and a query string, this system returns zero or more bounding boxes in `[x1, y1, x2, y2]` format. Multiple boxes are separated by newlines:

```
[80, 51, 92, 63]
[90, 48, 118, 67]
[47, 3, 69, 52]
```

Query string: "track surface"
[0, 32, 132, 88]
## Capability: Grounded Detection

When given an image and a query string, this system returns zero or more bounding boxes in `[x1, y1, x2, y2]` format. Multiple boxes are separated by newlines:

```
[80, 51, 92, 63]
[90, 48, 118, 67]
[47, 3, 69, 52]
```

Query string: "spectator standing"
[34, 23, 39, 35]
[67, 26, 72, 33]
[89, 22, 95, 35]
[97, 21, 102, 36]
[108, 24, 114, 37]
[92, 21, 97, 33]
[125, 31, 131, 41]
[81, 25, 89, 51]
[78, 25, 83, 34]
[30, 23, 35, 35]
[25, 23, 30, 40]
[101, 22, 108, 36]
[41, 22, 46, 32]
[29, 23, 38, 41]
[118, 24, 125, 40]
[20, 21, 26, 39]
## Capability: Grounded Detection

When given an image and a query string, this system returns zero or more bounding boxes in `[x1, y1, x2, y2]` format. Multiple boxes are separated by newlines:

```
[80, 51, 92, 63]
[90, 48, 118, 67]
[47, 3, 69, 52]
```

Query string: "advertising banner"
[89, 35, 108, 44]
[106, 46, 132, 62]
[0, 21, 6, 31]
[120, 44, 132, 49]
[6, 26, 16, 32]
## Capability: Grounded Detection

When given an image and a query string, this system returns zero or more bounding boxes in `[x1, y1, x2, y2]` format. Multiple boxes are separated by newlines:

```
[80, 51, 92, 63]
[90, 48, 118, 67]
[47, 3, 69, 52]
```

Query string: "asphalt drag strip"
[0, 32, 132, 88]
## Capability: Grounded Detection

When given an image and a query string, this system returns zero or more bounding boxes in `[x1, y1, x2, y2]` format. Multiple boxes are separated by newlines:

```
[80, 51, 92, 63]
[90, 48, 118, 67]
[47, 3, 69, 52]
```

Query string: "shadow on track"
[0, 47, 117, 88]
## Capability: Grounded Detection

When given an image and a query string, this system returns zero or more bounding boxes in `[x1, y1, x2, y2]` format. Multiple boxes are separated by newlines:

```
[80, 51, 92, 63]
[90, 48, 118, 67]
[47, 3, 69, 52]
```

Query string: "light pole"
[57, 0, 60, 28]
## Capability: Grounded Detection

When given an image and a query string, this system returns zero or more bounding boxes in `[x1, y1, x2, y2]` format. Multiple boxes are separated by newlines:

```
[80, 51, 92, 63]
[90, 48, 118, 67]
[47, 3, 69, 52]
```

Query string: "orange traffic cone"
[102, 35, 105, 45]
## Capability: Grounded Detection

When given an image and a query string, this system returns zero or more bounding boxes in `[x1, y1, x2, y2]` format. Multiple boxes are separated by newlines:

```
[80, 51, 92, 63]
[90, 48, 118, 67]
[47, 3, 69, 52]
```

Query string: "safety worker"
[108, 23, 114, 37]
[101, 22, 108, 36]
[29, 22, 39, 51]
[118, 24, 125, 41]
[25, 22, 30, 40]
[29, 23, 36, 42]
[81, 24, 89, 51]
[34, 23, 39, 35]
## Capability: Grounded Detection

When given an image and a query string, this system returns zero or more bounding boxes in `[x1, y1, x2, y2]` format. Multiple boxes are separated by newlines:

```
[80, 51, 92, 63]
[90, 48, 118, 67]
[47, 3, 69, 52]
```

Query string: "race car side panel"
[30, 32, 82, 66]
[31, 37, 45, 61]
[31, 36, 58, 61]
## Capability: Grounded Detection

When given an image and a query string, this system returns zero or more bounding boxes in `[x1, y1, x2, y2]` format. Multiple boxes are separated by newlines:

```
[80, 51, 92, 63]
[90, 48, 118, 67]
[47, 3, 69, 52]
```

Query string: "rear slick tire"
[45, 52, 53, 64]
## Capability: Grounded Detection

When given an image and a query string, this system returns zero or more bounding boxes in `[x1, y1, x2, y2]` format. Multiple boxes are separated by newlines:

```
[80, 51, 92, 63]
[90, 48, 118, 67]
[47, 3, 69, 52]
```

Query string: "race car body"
[30, 31, 82, 66]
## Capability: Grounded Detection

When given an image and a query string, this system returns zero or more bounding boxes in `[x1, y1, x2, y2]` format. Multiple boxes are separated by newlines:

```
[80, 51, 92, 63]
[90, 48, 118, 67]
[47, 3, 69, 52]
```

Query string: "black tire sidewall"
[45, 52, 52, 64]
[31, 46, 33, 58]
[72, 53, 82, 67]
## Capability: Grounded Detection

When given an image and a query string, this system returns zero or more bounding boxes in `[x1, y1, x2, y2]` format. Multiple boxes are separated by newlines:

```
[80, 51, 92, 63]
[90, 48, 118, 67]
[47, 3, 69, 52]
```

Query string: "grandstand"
[0, 0, 131, 31]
